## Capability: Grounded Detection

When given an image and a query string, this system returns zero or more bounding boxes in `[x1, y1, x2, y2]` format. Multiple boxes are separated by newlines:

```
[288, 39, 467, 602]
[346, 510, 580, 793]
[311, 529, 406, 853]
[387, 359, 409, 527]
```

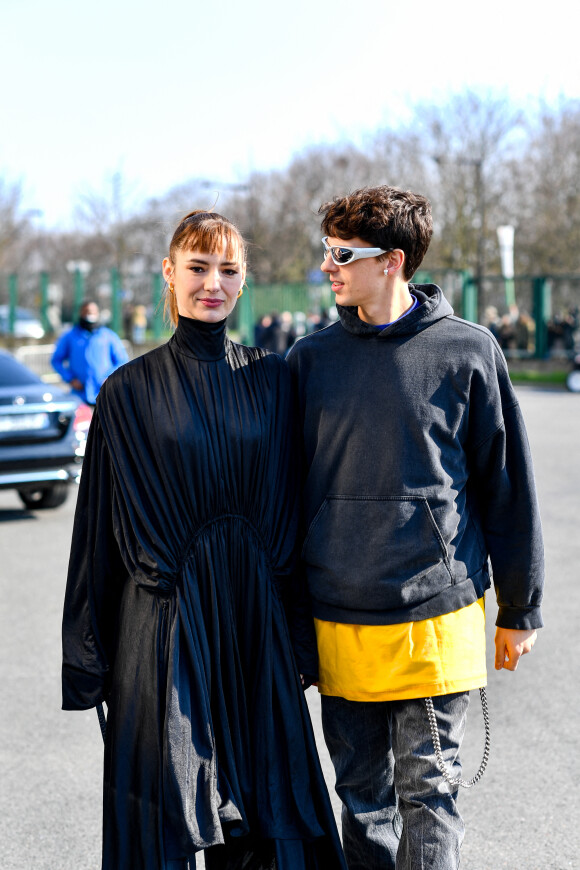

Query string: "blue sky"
[2, 0, 578, 228]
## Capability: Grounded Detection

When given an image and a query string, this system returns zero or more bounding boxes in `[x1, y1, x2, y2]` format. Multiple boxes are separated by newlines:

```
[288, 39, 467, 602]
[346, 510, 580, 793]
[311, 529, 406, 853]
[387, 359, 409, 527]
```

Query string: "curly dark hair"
[319, 186, 433, 280]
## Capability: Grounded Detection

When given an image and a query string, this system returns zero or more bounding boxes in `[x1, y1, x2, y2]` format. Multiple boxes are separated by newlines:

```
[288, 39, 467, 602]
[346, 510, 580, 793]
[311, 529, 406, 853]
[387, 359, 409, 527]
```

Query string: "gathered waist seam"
[178, 513, 272, 573]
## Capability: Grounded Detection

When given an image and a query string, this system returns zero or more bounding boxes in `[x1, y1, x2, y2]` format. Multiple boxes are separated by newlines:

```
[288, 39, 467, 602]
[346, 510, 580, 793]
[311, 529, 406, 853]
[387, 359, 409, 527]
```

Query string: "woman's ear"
[162, 257, 174, 284]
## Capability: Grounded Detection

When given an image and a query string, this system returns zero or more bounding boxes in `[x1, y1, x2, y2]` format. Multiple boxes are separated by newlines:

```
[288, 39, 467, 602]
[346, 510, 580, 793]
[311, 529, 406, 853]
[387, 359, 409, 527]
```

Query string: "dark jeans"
[321, 692, 470, 870]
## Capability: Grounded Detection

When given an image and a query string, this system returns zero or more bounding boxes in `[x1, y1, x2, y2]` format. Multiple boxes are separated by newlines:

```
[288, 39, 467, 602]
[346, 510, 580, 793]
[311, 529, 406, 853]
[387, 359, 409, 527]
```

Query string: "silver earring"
[384, 269, 389, 276]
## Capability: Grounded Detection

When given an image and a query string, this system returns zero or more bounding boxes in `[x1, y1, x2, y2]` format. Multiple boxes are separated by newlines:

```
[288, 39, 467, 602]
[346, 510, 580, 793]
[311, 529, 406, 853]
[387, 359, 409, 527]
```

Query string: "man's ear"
[387, 249, 405, 274]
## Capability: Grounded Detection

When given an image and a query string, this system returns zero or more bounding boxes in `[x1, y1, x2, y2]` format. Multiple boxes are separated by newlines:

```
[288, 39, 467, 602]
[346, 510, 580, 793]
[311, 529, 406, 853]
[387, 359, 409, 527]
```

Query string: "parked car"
[0, 305, 45, 340]
[0, 349, 91, 509]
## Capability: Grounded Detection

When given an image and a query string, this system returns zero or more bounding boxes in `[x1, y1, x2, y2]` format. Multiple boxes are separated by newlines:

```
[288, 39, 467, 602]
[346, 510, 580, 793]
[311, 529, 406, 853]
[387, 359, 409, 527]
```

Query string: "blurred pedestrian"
[61, 210, 346, 870]
[254, 312, 272, 346]
[307, 308, 332, 333]
[498, 312, 517, 351]
[131, 303, 148, 345]
[514, 309, 535, 352]
[279, 310, 297, 352]
[254, 310, 296, 356]
[483, 305, 501, 342]
[287, 185, 544, 870]
[255, 310, 283, 354]
[51, 300, 128, 405]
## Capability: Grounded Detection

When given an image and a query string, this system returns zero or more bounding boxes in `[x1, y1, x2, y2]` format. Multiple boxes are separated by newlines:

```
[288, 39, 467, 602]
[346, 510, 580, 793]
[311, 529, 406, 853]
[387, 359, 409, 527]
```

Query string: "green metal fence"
[230, 279, 334, 344]
[1, 269, 578, 359]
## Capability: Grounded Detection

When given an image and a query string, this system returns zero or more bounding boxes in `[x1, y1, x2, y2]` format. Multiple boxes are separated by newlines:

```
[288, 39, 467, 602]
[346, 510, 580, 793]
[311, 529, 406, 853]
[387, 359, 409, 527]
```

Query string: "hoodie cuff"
[495, 604, 543, 631]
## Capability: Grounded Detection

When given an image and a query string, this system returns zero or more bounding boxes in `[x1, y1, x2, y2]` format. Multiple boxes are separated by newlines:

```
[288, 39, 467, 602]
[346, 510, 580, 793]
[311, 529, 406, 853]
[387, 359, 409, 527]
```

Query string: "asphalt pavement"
[0, 385, 578, 869]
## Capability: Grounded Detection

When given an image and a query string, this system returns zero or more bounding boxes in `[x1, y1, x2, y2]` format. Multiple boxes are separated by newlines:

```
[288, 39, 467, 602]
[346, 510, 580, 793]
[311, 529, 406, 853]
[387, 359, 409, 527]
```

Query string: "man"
[286, 186, 544, 870]
[52, 300, 129, 405]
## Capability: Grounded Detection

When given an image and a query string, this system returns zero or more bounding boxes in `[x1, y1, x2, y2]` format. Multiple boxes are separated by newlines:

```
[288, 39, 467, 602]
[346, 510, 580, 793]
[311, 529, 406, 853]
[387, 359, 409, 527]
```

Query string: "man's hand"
[494, 627, 537, 671]
[70, 378, 83, 391]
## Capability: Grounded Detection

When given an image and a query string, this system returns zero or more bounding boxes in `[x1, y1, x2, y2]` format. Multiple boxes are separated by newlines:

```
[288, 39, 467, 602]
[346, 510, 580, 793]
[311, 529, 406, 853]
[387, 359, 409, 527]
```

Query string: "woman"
[61, 211, 346, 870]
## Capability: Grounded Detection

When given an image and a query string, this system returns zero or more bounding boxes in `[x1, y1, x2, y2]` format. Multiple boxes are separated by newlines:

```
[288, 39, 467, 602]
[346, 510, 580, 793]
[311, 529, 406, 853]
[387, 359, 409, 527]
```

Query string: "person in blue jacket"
[52, 300, 129, 405]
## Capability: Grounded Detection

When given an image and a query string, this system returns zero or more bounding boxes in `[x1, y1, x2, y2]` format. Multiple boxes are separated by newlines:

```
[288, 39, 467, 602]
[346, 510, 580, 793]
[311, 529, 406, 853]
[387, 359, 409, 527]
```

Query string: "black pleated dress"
[61, 316, 346, 870]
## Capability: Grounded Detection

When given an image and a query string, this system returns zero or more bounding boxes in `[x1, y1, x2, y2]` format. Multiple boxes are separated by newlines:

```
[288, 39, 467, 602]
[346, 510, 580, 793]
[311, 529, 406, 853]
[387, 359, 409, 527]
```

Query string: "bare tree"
[0, 178, 34, 272]
[511, 99, 580, 275]
[4, 90, 579, 328]
[74, 169, 145, 273]
[225, 143, 378, 283]
[412, 91, 524, 287]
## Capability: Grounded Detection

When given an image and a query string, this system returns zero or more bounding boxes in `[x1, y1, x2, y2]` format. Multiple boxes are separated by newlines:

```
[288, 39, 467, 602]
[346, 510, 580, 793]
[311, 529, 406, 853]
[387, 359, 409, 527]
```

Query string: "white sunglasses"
[322, 237, 391, 266]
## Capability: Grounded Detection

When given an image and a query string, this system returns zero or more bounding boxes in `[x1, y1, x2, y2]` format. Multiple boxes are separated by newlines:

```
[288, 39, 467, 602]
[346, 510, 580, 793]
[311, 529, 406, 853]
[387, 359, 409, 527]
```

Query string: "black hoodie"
[286, 284, 544, 631]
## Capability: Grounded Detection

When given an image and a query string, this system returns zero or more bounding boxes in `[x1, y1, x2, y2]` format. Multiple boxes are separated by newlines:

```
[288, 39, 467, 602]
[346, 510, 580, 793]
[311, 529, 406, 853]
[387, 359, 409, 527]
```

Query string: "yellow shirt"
[314, 598, 487, 702]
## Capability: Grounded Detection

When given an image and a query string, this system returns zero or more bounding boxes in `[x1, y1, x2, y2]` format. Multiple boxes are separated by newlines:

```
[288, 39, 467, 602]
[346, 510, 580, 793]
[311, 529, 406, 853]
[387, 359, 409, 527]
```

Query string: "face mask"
[79, 316, 99, 331]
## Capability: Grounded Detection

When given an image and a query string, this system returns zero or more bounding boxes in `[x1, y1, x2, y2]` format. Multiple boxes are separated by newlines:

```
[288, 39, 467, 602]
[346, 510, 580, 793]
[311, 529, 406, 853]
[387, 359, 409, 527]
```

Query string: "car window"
[0, 353, 42, 387]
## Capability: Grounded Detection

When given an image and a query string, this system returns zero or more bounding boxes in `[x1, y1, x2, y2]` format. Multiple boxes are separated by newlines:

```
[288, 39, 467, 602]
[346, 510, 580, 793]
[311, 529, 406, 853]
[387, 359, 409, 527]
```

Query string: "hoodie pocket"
[302, 495, 452, 612]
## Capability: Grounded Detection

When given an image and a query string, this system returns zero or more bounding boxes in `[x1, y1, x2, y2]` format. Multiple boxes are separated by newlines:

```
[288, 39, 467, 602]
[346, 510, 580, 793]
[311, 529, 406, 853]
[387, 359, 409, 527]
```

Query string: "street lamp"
[496, 225, 516, 308]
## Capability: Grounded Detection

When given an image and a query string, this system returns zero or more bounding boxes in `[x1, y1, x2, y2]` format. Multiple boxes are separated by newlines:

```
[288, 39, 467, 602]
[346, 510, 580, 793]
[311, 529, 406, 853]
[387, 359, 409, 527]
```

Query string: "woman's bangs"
[180, 223, 243, 262]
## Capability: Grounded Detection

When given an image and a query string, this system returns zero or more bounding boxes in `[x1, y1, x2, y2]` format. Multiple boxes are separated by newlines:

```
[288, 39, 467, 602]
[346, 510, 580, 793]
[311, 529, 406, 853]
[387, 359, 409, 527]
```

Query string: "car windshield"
[0, 353, 42, 387]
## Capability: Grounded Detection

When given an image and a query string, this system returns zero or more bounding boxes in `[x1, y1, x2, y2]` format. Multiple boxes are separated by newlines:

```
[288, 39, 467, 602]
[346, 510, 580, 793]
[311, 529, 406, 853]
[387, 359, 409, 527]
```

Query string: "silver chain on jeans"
[425, 688, 490, 789]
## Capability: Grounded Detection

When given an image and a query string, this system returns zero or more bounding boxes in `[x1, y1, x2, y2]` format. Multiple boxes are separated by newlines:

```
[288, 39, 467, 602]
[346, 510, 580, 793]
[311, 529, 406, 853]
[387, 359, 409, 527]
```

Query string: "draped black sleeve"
[61, 410, 127, 709]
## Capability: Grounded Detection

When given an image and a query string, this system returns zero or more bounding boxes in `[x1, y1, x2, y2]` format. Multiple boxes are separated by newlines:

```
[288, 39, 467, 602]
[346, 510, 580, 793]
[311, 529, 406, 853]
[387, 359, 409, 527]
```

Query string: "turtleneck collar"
[173, 315, 229, 361]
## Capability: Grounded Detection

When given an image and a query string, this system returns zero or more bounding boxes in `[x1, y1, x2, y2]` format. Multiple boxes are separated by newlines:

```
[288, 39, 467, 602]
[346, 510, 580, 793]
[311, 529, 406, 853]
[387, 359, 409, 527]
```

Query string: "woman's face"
[163, 242, 245, 323]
